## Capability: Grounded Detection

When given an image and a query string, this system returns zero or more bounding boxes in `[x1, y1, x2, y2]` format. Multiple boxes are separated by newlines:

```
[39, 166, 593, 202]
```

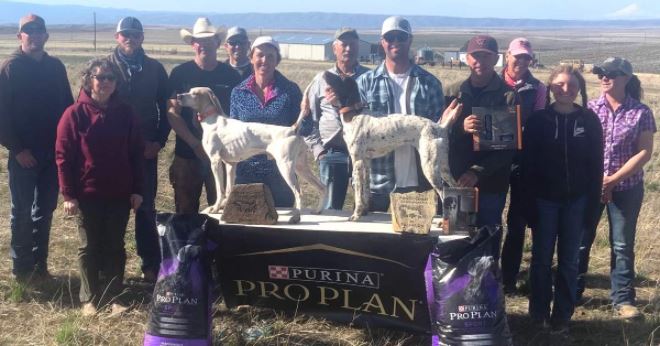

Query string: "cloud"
[608, 3, 641, 18]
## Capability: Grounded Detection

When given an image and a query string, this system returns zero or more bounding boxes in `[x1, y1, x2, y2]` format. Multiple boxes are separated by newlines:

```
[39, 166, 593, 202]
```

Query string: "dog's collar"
[339, 103, 364, 116]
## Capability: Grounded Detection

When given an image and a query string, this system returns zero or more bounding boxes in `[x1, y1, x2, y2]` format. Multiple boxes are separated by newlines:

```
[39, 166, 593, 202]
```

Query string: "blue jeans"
[577, 184, 643, 306]
[529, 196, 586, 322]
[8, 150, 59, 276]
[318, 149, 351, 210]
[135, 158, 160, 274]
[477, 192, 507, 260]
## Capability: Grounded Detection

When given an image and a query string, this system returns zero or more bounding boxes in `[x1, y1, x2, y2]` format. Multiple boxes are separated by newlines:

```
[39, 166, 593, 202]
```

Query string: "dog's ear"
[208, 91, 225, 115]
[323, 71, 344, 94]
[343, 77, 362, 109]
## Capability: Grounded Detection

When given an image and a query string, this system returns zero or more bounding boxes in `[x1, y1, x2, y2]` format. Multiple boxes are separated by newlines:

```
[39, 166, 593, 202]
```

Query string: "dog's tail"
[292, 81, 314, 135]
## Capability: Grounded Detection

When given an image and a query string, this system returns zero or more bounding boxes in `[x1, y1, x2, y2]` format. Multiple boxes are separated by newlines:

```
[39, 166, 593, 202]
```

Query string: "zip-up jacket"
[522, 105, 603, 204]
[444, 74, 516, 194]
[0, 48, 73, 153]
[56, 89, 144, 201]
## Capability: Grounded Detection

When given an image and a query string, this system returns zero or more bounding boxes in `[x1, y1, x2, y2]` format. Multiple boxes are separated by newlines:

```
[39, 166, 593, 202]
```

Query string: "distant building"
[274, 34, 374, 62]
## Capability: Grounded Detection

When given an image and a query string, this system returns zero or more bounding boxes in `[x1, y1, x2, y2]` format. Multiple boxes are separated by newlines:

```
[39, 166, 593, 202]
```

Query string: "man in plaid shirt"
[356, 16, 444, 211]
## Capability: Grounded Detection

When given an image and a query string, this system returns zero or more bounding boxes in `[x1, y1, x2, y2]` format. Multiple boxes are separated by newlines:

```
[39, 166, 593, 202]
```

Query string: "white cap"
[250, 36, 279, 52]
[226, 26, 248, 41]
[381, 16, 412, 36]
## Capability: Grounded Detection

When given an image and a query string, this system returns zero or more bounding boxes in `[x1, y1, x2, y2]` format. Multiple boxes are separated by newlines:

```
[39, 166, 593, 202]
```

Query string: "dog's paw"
[348, 213, 362, 222]
[202, 204, 222, 214]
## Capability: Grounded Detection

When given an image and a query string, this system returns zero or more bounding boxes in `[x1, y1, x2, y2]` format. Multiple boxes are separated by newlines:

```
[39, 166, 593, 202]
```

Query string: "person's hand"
[324, 86, 339, 107]
[458, 171, 478, 187]
[440, 99, 463, 127]
[602, 175, 618, 192]
[168, 98, 181, 114]
[130, 194, 143, 211]
[144, 141, 162, 160]
[63, 199, 79, 216]
[15, 149, 37, 168]
[463, 115, 481, 134]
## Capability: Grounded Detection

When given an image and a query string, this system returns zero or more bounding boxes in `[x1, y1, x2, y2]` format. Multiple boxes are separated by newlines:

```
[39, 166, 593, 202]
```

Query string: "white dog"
[177, 87, 327, 224]
[322, 72, 460, 222]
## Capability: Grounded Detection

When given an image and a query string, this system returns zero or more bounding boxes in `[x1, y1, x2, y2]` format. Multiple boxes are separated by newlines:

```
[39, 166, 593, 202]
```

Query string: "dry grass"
[0, 28, 658, 345]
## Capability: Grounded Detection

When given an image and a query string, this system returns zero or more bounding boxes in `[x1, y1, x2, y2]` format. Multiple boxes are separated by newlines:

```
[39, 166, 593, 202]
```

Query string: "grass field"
[0, 27, 658, 345]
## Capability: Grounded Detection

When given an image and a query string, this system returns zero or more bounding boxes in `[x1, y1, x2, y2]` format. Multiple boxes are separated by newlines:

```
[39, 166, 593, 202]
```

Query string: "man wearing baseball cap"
[304, 27, 370, 210]
[224, 26, 252, 80]
[500, 37, 548, 294]
[445, 35, 516, 258]
[167, 18, 241, 214]
[356, 16, 445, 212]
[0, 14, 74, 282]
[108, 16, 170, 282]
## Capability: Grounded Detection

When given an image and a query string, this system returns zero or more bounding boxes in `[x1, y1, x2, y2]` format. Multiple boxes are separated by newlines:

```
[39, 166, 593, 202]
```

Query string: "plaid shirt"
[356, 62, 444, 196]
[589, 95, 656, 191]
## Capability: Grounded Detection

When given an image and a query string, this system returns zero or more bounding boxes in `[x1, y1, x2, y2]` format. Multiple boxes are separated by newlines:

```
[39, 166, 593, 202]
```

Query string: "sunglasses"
[383, 32, 409, 43]
[227, 40, 248, 47]
[119, 31, 142, 39]
[21, 27, 47, 35]
[92, 74, 117, 82]
[597, 71, 625, 80]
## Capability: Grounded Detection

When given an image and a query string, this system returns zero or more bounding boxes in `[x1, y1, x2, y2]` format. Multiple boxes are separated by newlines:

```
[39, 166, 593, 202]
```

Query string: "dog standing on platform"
[322, 72, 461, 222]
[176, 87, 326, 224]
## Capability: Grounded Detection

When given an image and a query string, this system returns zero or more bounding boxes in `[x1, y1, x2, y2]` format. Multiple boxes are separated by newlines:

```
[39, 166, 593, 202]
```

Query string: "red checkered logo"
[268, 265, 289, 279]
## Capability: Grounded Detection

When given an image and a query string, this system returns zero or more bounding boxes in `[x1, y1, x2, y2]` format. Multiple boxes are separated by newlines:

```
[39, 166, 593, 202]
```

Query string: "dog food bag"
[430, 226, 512, 346]
[144, 213, 214, 346]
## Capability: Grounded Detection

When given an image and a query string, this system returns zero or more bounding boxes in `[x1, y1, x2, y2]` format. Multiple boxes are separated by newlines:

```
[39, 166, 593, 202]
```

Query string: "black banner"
[210, 222, 436, 333]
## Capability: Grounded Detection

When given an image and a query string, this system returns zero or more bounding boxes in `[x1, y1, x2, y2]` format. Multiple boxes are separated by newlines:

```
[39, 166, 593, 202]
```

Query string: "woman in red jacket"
[56, 58, 144, 316]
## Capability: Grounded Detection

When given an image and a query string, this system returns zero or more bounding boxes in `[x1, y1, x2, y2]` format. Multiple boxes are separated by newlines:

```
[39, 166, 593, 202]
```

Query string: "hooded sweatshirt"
[0, 48, 73, 153]
[522, 105, 603, 203]
[56, 89, 144, 201]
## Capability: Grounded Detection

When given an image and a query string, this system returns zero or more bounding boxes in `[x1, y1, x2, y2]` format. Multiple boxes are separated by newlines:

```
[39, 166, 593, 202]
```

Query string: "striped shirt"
[356, 62, 444, 196]
[588, 94, 656, 191]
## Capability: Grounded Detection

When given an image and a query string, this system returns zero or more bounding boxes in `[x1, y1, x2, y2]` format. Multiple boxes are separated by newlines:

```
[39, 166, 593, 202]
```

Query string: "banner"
[210, 222, 436, 333]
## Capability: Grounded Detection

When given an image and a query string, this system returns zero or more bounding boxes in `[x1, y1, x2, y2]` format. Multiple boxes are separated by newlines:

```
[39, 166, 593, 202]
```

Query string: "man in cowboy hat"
[167, 17, 241, 213]
[223, 26, 252, 80]
[108, 16, 169, 282]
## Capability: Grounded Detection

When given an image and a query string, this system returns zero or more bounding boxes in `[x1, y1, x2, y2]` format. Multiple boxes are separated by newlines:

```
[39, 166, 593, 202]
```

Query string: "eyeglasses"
[227, 40, 248, 47]
[119, 31, 142, 39]
[92, 74, 117, 82]
[597, 71, 625, 80]
[383, 32, 409, 43]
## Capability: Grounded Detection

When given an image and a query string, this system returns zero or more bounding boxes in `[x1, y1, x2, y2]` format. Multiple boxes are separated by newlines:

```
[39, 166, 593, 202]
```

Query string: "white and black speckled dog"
[177, 87, 326, 224]
[322, 72, 461, 222]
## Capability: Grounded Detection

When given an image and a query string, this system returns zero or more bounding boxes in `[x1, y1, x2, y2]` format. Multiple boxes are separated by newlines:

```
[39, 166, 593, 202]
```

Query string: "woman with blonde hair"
[523, 65, 603, 333]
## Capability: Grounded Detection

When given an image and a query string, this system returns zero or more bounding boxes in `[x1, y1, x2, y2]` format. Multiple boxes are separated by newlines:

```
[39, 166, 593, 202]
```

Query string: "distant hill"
[2, 1, 660, 29]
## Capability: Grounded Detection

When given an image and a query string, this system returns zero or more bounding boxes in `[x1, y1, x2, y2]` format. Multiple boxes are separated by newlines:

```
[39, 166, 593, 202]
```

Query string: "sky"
[8, 0, 660, 20]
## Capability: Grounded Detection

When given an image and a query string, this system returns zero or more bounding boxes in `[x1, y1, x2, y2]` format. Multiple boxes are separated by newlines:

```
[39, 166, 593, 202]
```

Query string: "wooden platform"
[207, 209, 467, 240]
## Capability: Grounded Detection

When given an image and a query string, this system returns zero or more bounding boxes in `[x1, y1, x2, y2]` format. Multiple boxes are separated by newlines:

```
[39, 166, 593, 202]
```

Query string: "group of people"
[0, 13, 653, 332]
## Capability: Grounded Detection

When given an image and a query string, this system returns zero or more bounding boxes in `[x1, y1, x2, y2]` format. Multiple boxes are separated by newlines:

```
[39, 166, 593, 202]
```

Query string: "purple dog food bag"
[144, 213, 214, 346]
[430, 226, 512, 346]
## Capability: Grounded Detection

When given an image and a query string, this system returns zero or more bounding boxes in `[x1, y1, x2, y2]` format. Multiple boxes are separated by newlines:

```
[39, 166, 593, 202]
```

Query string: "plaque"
[441, 187, 478, 235]
[221, 183, 278, 225]
[390, 189, 438, 234]
[472, 105, 522, 151]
